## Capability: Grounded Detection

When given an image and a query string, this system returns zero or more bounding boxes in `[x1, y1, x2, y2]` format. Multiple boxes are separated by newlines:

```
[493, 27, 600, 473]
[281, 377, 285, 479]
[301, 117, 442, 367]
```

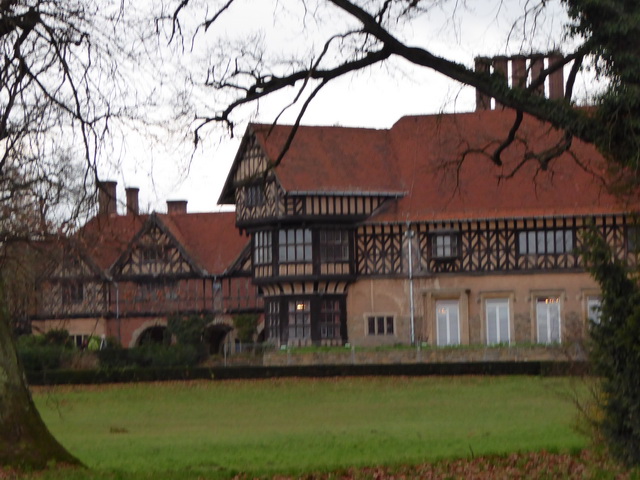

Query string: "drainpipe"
[112, 281, 120, 344]
[406, 223, 416, 345]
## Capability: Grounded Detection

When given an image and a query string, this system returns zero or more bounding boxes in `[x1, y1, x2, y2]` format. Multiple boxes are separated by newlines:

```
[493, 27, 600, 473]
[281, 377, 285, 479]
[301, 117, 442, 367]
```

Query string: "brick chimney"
[97, 181, 117, 216]
[125, 187, 139, 215]
[166, 200, 187, 215]
[474, 53, 565, 110]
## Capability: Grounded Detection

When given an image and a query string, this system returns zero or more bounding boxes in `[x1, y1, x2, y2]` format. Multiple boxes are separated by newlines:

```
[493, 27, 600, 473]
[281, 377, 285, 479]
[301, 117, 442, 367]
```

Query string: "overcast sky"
[99, 0, 594, 214]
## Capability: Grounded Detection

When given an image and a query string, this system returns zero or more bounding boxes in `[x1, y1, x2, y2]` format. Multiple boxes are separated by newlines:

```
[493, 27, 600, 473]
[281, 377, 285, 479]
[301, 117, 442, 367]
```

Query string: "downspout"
[113, 281, 120, 344]
[406, 222, 415, 345]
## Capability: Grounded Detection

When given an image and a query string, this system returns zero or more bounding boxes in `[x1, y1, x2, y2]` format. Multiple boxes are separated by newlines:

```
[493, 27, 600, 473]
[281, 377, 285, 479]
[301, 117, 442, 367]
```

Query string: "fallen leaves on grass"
[235, 450, 635, 479]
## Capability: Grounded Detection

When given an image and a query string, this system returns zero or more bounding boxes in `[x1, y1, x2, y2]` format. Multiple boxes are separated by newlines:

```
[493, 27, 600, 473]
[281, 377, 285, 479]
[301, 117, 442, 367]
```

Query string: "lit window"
[436, 300, 460, 346]
[485, 298, 510, 345]
[431, 233, 459, 259]
[288, 299, 311, 339]
[518, 230, 573, 255]
[279, 229, 312, 263]
[366, 316, 394, 336]
[536, 297, 561, 344]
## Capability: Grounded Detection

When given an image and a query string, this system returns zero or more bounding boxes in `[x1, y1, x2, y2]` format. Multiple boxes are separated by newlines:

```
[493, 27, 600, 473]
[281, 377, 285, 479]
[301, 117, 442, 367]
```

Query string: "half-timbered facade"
[32, 185, 260, 350]
[219, 108, 638, 349]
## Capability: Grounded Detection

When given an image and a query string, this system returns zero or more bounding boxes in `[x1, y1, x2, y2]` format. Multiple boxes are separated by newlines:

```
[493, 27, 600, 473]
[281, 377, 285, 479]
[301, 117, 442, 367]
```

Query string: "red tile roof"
[239, 109, 637, 222]
[251, 123, 403, 195]
[77, 211, 248, 276]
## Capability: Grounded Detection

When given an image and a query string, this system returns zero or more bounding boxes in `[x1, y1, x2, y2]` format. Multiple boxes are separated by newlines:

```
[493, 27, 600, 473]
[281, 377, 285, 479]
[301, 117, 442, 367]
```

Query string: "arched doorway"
[137, 326, 169, 346]
[203, 324, 232, 354]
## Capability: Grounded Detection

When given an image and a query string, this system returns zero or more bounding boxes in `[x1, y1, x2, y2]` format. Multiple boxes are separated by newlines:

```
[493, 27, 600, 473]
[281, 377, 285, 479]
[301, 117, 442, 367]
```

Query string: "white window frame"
[536, 296, 562, 344]
[436, 300, 460, 346]
[485, 298, 511, 345]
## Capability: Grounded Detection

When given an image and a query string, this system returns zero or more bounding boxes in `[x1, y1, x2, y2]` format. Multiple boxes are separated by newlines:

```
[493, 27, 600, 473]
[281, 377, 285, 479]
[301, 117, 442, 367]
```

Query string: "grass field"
[29, 376, 588, 479]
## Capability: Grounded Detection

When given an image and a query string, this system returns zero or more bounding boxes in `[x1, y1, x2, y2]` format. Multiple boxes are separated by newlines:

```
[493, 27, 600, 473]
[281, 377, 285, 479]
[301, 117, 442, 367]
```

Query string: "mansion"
[31, 61, 638, 351]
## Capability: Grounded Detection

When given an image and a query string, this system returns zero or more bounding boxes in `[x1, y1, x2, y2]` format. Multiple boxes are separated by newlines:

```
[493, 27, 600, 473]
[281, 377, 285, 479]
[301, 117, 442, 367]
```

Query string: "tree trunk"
[0, 315, 81, 469]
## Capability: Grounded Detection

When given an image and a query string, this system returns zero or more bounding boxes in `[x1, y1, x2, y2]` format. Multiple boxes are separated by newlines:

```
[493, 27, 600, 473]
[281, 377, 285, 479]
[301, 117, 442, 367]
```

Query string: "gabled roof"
[219, 123, 405, 203]
[74, 211, 249, 278]
[220, 109, 637, 222]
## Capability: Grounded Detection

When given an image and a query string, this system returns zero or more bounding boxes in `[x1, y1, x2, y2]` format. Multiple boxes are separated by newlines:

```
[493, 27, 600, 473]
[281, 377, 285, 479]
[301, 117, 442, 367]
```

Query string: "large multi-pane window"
[536, 297, 562, 344]
[320, 299, 341, 339]
[320, 230, 349, 262]
[288, 299, 311, 339]
[254, 231, 272, 265]
[265, 300, 280, 341]
[279, 229, 312, 263]
[518, 230, 573, 255]
[431, 233, 459, 259]
[436, 300, 460, 346]
[485, 298, 510, 345]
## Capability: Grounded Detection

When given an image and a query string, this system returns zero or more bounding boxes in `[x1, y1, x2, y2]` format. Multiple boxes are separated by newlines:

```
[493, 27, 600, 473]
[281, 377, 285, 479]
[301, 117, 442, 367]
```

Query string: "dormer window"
[141, 246, 167, 264]
[62, 281, 83, 305]
[246, 184, 265, 207]
[430, 232, 460, 260]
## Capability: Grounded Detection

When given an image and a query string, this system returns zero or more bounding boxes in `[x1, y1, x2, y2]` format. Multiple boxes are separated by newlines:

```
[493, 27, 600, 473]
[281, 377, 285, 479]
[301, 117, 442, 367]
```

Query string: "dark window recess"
[279, 229, 312, 263]
[320, 299, 341, 339]
[141, 246, 167, 263]
[62, 281, 84, 305]
[367, 316, 394, 335]
[627, 226, 640, 253]
[518, 229, 573, 255]
[320, 230, 349, 262]
[246, 185, 265, 207]
[431, 233, 459, 259]
[254, 231, 273, 265]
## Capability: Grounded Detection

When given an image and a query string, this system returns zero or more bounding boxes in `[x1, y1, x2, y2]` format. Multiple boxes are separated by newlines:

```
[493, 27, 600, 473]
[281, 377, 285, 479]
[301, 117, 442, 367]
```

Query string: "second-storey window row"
[518, 229, 573, 255]
[279, 228, 312, 263]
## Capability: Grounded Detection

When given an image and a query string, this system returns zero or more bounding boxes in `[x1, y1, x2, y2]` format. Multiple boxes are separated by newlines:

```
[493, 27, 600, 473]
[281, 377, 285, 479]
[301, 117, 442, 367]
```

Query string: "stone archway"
[129, 319, 169, 348]
[137, 325, 169, 346]
[203, 323, 233, 354]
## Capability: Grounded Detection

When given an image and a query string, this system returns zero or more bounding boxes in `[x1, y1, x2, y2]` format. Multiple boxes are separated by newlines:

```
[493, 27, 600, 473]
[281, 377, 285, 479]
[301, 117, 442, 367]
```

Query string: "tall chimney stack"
[97, 181, 117, 216]
[166, 200, 187, 215]
[548, 53, 565, 100]
[125, 187, 139, 215]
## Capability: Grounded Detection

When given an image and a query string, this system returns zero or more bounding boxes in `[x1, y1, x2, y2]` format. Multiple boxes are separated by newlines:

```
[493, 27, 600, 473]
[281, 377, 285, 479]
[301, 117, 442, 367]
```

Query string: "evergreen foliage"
[233, 313, 258, 343]
[582, 227, 640, 466]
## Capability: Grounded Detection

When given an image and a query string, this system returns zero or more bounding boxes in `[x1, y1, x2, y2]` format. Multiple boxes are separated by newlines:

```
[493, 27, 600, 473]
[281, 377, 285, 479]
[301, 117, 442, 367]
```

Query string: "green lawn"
[31, 376, 587, 479]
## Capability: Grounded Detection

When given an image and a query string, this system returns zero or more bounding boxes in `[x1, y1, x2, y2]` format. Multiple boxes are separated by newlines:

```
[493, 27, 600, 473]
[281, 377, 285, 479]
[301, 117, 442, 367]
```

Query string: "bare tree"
[0, 0, 163, 468]
[167, 0, 640, 184]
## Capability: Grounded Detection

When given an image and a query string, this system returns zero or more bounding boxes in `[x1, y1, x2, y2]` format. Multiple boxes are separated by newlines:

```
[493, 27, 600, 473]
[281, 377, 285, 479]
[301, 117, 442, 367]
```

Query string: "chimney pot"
[474, 57, 491, 111]
[125, 187, 139, 215]
[97, 181, 117, 216]
[548, 53, 565, 100]
[166, 200, 187, 215]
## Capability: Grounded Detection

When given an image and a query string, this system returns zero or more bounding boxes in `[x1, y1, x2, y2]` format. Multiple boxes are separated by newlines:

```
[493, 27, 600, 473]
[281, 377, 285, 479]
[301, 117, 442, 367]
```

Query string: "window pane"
[486, 298, 509, 345]
[436, 300, 460, 346]
[537, 298, 561, 344]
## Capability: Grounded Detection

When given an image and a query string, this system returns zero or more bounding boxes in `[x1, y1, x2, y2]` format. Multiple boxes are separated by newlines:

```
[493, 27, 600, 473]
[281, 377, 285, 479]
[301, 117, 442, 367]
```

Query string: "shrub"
[233, 313, 259, 343]
[582, 227, 640, 466]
